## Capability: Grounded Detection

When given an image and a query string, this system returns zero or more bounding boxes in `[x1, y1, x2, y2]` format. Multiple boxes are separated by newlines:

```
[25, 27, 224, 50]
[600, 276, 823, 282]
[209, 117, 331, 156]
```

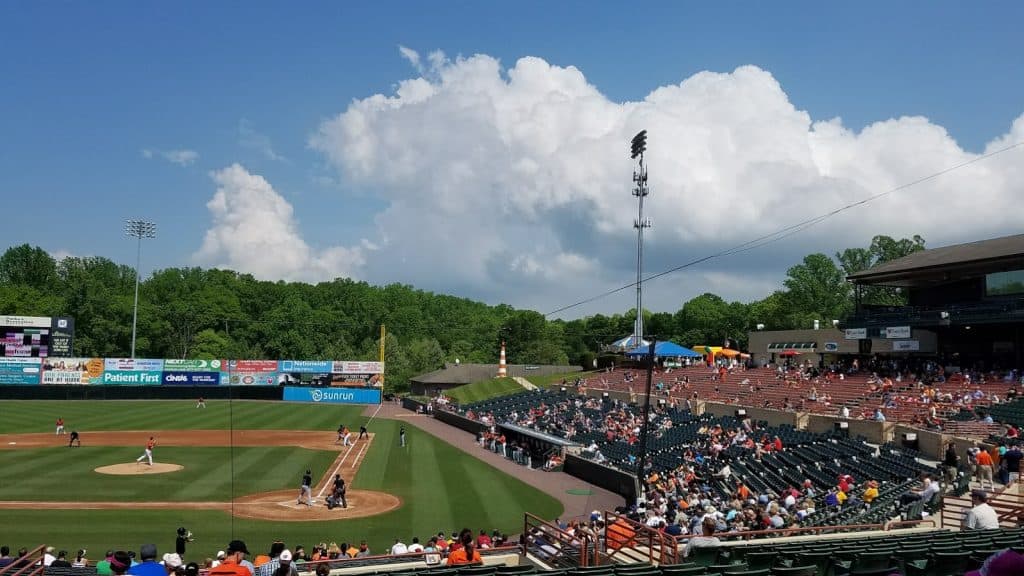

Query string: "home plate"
[7, 442, 15, 445]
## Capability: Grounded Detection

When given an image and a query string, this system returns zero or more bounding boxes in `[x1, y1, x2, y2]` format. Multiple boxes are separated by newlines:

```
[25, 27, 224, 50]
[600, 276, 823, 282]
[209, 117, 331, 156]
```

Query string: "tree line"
[0, 235, 923, 390]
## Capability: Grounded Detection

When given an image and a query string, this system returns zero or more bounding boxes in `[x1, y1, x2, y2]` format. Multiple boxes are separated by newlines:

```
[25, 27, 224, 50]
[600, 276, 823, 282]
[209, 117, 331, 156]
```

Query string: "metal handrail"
[523, 512, 595, 567]
[672, 523, 887, 543]
[0, 546, 46, 576]
[602, 511, 678, 565]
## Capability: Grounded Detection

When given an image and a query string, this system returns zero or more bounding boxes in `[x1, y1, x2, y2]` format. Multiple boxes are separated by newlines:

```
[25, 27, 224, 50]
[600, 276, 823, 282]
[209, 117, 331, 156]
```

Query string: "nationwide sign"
[844, 328, 867, 340]
[279, 360, 333, 373]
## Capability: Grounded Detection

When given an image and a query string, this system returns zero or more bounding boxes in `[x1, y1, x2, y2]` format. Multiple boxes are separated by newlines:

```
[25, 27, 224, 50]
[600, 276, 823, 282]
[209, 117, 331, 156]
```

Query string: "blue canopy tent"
[626, 341, 702, 358]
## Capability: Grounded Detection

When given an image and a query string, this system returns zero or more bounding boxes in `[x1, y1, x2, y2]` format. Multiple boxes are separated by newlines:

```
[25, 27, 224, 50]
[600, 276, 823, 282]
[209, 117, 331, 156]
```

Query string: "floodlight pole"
[631, 130, 650, 347]
[635, 337, 657, 503]
[125, 219, 157, 359]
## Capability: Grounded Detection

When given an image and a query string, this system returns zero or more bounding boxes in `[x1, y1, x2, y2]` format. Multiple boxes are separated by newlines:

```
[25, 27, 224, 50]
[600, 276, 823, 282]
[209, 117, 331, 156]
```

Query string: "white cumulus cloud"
[193, 164, 366, 281]
[308, 53, 1024, 316]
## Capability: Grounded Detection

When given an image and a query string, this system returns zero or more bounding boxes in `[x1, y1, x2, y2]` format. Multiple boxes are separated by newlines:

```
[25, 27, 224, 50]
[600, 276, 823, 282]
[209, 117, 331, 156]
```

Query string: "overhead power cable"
[544, 140, 1024, 317]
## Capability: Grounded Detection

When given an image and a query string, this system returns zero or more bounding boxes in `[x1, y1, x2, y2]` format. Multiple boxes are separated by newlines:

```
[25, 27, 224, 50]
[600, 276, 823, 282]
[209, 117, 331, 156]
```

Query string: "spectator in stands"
[390, 538, 408, 555]
[255, 542, 295, 576]
[862, 480, 879, 506]
[270, 551, 295, 576]
[873, 408, 886, 422]
[963, 490, 1000, 530]
[684, 517, 721, 558]
[446, 529, 480, 565]
[185, 564, 199, 576]
[50, 550, 72, 568]
[355, 541, 371, 558]
[943, 442, 961, 485]
[208, 541, 251, 576]
[899, 475, 940, 510]
[128, 545, 163, 576]
[975, 445, 995, 489]
[0, 546, 12, 569]
[110, 552, 132, 576]
[41, 546, 57, 567]
[407, 538, 424, 554]
[162, 554, 183, 575]
[72, 550, 88, 568]
[314, 564, 329, 576]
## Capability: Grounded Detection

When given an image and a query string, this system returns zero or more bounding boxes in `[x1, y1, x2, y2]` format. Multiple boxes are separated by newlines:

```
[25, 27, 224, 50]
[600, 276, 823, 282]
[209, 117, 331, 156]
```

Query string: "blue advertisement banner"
[0, 357, 42, 385]
[282, 386, 381, 404]
[280, 360, 333, 373]
[161, 371, 222, 386]
[101, 370, 162, 385]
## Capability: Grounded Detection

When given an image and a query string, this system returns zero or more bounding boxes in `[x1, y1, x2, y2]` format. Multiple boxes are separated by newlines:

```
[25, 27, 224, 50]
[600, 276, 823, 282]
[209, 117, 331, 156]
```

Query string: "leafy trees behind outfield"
[0, 235, 924, 390]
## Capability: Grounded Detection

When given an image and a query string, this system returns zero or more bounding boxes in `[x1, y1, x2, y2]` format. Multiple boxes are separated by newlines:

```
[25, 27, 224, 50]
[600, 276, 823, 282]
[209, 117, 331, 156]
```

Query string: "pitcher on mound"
[136, 436, 155, 466]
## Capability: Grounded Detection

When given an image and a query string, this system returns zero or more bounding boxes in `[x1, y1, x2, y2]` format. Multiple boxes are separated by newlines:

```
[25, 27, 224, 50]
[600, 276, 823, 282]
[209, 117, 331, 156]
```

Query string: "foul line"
[352, 442, 368, 468]
[317, 441, 359, 498]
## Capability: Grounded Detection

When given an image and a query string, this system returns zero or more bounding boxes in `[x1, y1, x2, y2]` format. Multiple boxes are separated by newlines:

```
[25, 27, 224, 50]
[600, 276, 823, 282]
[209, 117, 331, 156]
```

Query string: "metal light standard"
[124, 219, 157, 358]
[631, 130, 650, 348]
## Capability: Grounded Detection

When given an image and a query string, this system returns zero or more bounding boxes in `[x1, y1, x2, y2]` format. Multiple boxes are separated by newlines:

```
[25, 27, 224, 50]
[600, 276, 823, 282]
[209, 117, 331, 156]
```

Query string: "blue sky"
[2, 2, 1023, 317]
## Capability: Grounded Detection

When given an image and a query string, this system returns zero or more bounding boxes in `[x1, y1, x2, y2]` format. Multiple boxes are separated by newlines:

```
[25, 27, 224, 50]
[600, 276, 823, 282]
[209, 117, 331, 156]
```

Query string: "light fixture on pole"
[630, 130, 650, 348]
[124, 219, 157, 359]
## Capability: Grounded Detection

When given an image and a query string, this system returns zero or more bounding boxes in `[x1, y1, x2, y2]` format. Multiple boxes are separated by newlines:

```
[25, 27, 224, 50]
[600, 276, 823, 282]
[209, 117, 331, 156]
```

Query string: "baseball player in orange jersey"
[136, 436, 156, 466]
[56, 418, 65, 435]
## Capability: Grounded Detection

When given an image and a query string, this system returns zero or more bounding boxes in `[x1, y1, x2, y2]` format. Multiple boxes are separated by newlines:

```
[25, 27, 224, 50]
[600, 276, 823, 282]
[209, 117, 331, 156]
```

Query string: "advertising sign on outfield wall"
[102, 370, 162, 385]
[162, 371, 222, 385]
[104, 358, 165, 372]
[282, 386, 382, 404]
[279, 360, 333, 373]
[164, 359, 223, 372]
[0, 357, 42, 385]
[41, 357, 104, 385]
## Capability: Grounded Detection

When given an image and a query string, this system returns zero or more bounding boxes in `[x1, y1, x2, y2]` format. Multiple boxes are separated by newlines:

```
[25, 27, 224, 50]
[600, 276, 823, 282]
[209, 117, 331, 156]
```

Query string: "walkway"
[369, 403, 624, 519]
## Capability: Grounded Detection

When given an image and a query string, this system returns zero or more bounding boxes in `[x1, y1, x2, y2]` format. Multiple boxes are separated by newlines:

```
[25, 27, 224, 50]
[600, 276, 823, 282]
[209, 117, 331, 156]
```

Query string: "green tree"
[0, 244, 57, 289]
[782, 253, 851, 326]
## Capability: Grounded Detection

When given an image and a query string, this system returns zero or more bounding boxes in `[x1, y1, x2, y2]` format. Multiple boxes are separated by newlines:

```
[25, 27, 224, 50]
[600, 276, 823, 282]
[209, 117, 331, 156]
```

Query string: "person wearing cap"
[128, 544, 163, 576]
[211, 551, 226, 568]
[110, 552, 133, 576]
[208, 541, 251, 576]
[256, 548, 296, 576]
[162, 553, 183, 575]
[963, 490, 1000, 530]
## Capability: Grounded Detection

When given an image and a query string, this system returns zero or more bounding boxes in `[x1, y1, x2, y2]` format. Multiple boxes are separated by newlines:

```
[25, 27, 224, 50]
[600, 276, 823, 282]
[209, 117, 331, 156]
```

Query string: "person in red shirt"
[56, 418, 65, 435]
[476, 530, 492, 549]
[773, 436, 783, 452]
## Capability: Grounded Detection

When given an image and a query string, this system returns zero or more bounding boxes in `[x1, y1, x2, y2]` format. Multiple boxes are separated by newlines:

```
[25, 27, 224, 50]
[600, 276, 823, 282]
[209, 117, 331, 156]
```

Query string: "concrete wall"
[805, 414, 895, 444]
[704, 402, 803, 428]
[894, 424, 944, 459]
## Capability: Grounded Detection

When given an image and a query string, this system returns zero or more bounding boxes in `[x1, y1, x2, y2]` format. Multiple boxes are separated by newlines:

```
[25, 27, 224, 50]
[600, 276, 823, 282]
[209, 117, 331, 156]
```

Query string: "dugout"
[497, 423, 578, 467]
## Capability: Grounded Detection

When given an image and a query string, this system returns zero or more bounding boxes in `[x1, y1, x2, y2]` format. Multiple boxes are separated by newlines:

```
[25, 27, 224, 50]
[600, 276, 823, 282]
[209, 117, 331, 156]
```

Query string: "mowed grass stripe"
[0, 401, 366, 433]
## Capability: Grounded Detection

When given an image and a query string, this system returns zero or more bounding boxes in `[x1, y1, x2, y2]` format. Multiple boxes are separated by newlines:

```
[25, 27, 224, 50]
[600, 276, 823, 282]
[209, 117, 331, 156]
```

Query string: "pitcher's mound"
[95, 463, 184, 475]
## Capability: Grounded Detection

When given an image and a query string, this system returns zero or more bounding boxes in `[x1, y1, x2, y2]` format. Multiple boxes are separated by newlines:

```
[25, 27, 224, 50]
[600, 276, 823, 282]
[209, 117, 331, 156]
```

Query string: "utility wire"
[545, 140, 1024, 317]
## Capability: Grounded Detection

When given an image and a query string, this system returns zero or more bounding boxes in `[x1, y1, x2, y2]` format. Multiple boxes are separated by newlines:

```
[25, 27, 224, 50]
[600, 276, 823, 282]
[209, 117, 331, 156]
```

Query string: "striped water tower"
[497, 341, 508, 377]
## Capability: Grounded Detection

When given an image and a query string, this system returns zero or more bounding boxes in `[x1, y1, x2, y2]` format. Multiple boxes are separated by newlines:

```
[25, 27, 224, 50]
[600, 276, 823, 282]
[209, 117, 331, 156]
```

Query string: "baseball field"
[0, 400, 563, 559]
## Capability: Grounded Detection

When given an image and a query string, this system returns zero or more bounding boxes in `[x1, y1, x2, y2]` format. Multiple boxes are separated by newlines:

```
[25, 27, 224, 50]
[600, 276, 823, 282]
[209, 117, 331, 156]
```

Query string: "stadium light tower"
[630, 130, 650, 348]
[125, 219, 157, 359]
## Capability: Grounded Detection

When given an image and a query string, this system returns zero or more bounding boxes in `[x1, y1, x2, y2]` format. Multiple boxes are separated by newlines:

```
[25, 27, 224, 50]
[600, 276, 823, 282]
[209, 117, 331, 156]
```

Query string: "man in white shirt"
[389, 539, 408, 556]
[963, 490, 1000, 530]
[406, 538, 424, 554]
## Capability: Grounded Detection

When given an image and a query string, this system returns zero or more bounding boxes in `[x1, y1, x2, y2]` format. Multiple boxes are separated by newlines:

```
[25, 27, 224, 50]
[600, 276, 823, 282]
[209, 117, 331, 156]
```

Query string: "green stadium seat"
[850, 551, 895, 573]
[769, 567, 816, 576]
[721, 570, 769, 576]
[742, 552, 777, 571]
[687, 547, 723, 567]
[660, 566, 707, 576]
[848, 569, 899, 576]
[794, 552, 832, 576]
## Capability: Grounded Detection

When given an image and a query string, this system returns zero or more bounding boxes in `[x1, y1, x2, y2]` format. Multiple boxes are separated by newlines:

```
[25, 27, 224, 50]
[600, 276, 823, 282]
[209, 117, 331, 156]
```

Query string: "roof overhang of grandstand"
[767, 342, 816, 351]
[847, 233, 1024, 288]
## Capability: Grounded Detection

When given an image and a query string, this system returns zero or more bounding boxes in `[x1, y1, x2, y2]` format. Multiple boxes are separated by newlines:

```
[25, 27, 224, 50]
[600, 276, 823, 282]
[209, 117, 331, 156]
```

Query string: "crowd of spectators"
[0, 529, 513, 576]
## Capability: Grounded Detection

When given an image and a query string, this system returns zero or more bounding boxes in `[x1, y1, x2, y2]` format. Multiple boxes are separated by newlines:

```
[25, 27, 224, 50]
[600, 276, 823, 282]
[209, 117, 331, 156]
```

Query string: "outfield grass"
[0, 400, 366, 434]
[0, 401, 563, 558]
[445, 378, 524, 404]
